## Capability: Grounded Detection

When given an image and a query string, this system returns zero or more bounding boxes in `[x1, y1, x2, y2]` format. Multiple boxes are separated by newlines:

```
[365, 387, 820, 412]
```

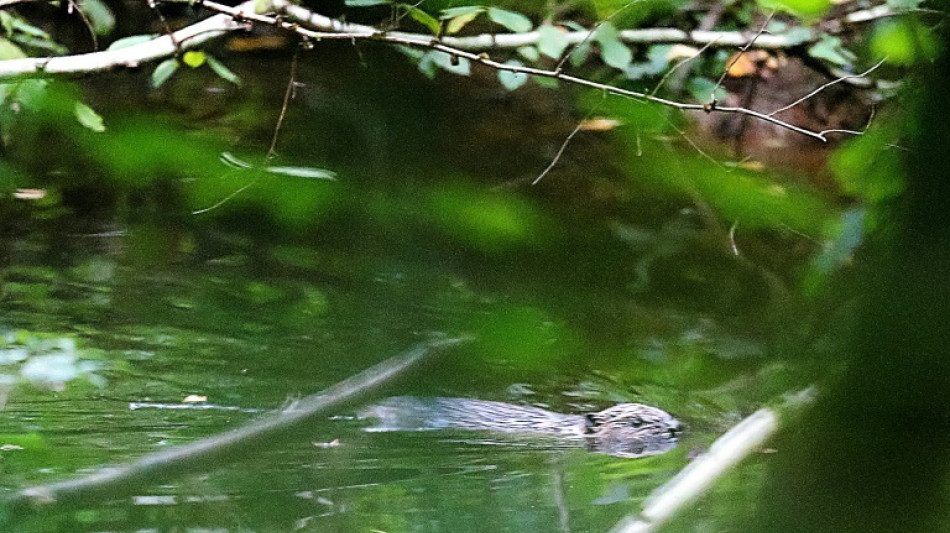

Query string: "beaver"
[360, 397, 681, 459]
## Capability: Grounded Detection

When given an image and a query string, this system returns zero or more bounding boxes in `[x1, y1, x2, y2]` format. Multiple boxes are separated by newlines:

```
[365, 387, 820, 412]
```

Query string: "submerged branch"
[2, 336, 469, 520]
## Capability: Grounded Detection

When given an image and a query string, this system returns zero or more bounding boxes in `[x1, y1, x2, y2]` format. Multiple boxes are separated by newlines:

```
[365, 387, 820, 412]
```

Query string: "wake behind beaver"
[361, 397, 681, 459]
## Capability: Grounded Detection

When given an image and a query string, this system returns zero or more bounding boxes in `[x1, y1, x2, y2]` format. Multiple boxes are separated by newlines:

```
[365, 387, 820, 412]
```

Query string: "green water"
[0, 49, 824, 533]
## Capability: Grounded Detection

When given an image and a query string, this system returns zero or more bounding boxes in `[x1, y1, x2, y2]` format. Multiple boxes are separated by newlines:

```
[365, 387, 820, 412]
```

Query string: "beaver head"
[584, 403, 682, 459]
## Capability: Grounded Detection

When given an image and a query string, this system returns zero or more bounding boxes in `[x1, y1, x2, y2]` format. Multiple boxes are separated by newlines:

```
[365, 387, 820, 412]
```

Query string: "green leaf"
[498, 60, 528, 91]
[0, 12, 12, 36]
[517, 46, 539, 62]
[254, 0, 271, 13]
[445, 10, 483, 34]
[8, 14, 51, 39]
[78, 0, 115, 36]
[440, 6, 483, 19]
[757, 0, 831, 18]
[151, 58, 179, 88]
[595, 22, 631, 69]
[74, 102, 105, 133]
[263, 165, 337, 180]
[626, 44, 670, 79]
[808, 34, 856, 67]
[537, 24, 570, 59]
[808, 207, 865, 282]
[182, 50, 206, 68]
[886, 0, 923, 7]
[782, 27, 814, 46]
[345, 0, 389, 6]
[0, 37, 26, 59]
[532, 75, 558, 89]
[107, 34, 157, 50]
[220, 152, 336, 179]
[400, 4, 441, 35]
[870, 19, 938, 66]
[10, 34, 67, 54]
[570, 38, 591, 68]
[219, 152, 251, 169]
[9, 79, 47, 111]
[487, 7, 532, 33]
[417, 59, 438, 79]
[207, 56, 241, 86]
[687, 77, 727, 103]
[426, 50, 471, 76]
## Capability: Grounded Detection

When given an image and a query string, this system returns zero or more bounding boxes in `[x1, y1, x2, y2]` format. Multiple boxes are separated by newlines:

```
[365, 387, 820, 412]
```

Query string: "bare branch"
[0, 2, 252, 80]
[0, 1, 910, 82]
[768, 58, 887, 117]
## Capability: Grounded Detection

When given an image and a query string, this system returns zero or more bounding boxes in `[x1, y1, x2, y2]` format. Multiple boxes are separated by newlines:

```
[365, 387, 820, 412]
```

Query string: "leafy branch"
[0, 0, 919, 141]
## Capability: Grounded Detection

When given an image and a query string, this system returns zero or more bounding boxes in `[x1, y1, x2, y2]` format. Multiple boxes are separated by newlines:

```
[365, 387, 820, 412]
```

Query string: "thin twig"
[67, 0, 99, 50]
[190, 175, 259, 215]
[532, 98, 605, 185]
[263, 1, 844, 141]
[0, 3, 249, 79]
[147, 0, 180, 52]
[769, 58, 887, 117]
[651, 39, 719, 97]
[711, 10, 775, 101]
[728, 221, 739, 256]
[554, 0, 646, 73]
[267, 46, 299, 159]
[0, 0, 885, 143]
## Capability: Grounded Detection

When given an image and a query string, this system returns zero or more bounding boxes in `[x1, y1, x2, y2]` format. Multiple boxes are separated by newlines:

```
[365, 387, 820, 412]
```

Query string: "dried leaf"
[578, 117, 622, 131]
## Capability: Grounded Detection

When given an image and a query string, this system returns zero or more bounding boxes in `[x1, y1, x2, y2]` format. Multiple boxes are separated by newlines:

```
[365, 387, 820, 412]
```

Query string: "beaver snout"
[668, 419, 684, 439]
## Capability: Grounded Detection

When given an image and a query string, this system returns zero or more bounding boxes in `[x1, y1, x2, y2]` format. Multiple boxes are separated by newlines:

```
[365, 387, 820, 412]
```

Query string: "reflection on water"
[0, 194, 780, 532]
